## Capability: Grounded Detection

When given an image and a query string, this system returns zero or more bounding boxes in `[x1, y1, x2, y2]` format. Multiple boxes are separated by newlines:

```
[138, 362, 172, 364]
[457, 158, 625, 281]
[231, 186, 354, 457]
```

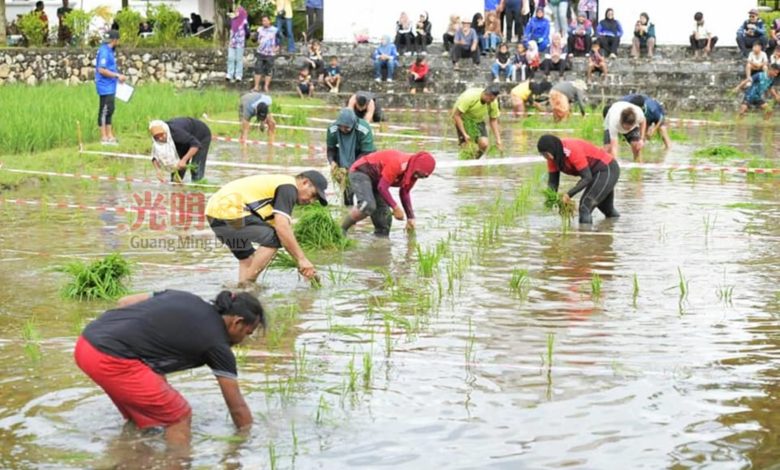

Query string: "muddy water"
[1, 112, 780, 469]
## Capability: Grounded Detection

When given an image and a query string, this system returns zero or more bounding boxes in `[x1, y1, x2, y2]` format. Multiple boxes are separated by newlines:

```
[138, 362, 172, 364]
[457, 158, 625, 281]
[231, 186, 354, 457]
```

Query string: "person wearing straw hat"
[95, 30, 126, 146]
[205, 171, 329, 284]
[452, 84, 503, 159]
[239, 92, 277, 144]
[149, 118, 212, 183]
[341, 150, 436, 236]
[537, 134, 620, 225]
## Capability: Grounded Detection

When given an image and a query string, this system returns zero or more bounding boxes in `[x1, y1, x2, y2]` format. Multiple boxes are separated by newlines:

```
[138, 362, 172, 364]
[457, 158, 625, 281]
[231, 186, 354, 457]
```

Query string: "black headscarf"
[537, 135, 566, 171]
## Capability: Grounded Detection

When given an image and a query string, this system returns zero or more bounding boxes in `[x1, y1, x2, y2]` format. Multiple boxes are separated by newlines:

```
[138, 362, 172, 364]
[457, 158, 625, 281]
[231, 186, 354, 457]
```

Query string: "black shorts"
[743, 98, 766, 108]
[208, 215, 281, 260]
[298, 83, 311, 94]
[603, 127, 641, 145]
[456, 121, 488, 144]
[254, 54, 275, 76]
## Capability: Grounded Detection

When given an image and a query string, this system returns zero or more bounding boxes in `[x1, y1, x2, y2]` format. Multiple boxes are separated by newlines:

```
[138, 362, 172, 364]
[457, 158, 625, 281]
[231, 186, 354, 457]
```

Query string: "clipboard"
[116, 82, 135, 103]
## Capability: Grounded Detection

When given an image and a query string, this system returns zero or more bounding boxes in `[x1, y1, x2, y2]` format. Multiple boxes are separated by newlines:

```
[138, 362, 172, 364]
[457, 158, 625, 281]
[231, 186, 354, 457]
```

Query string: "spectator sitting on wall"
[190, 13, 203, 32]
[57, 0, 72, 45]
[408, 55, 430, 94]
[736, 9, 767, 58]
[484, 11, 503, 53]
[324, 56, 342, 93]
[745, 41, 768, 80]
[414, 12, 433, 54]
[567, 11, 592, 58]
[492, 42, 515, 82]
[767, 15, 780, 55]
[771, 47, 780, 66]
[541, 32, 569, 78]
[472, 13, 487, 55]
[588, 40, 608, 83]
[305, 39, 325, 84]
[631, 12, 655, 59]
[512, 43, 529, 81]
[525, 40, 542, 78]
[524, 7, 551, 53]
[578, 0, 597, 22]
[597, 8, 623, 59]
[452, 17, 480, 68]
[372, 35, 399, 82]
[690, 12, 718, 58]
[443, 15, 461, 55]
[395, 12, 415, 56]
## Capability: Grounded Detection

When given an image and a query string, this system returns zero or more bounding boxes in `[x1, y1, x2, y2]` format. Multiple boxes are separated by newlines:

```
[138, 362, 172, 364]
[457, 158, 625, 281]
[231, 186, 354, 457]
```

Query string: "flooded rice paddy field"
[2, 110, 780, 469]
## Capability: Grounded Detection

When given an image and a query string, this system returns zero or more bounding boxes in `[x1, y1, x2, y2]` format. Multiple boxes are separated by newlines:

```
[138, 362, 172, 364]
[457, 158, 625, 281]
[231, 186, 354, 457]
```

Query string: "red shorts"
[74, 336, 191, 429]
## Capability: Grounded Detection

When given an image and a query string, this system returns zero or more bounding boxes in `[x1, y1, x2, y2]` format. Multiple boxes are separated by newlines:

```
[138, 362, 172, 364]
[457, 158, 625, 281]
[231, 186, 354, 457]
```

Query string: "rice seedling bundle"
[293, 205, 351, 251]
[60, 253, 132, 300]
[542, 188, 575, 220]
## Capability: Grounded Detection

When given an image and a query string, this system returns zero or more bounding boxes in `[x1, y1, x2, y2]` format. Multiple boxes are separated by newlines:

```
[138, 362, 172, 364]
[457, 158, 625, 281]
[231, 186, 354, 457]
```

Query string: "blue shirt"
[485, 0, 501, 10]
[95, 43, 118, 96]
[746, 72, 777, 103]
[326, 65, 341, 77]
[504, 0, 522, 10]
[306, 0, 323, 8]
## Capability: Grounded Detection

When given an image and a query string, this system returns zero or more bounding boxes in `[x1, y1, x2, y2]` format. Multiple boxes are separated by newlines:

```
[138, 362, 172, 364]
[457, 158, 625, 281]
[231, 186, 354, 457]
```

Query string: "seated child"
[408, 55, 430, 94]
[491, 43, 515, 82]
[587, 41, 608, 83]
[324, 56, 342, 93]
[297, 66, 313, 98]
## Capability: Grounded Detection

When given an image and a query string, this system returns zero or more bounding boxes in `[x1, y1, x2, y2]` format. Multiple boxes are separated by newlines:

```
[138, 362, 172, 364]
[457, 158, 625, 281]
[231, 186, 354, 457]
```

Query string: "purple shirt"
[256, 26, 278, 56]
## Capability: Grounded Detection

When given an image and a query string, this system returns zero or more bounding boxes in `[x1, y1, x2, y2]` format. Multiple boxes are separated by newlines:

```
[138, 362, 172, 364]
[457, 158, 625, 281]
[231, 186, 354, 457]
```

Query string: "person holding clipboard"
[95, 30, 126, 145]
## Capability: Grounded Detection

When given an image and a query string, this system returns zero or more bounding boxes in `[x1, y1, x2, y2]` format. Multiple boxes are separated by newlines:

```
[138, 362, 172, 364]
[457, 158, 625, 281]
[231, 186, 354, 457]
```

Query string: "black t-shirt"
[82, 290, 237, 379]
[167, 118, 212, 158]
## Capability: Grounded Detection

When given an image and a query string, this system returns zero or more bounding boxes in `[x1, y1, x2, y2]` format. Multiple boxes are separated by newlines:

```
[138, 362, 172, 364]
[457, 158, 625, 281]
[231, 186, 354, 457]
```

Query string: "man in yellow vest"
[206, 170, 328, 284]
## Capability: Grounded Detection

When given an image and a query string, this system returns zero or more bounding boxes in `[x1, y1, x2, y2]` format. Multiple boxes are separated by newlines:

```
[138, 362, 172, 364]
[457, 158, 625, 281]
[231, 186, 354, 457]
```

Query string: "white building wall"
[323, 0, 484, 43]
[598, 0, 757, 46]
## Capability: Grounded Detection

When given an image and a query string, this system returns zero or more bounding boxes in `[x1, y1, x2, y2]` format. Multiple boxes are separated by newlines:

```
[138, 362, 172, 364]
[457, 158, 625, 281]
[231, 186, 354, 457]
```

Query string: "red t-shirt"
[351, 149, 411, 186]
[546, 138, 613, 176]
[409, 62, 429, 78]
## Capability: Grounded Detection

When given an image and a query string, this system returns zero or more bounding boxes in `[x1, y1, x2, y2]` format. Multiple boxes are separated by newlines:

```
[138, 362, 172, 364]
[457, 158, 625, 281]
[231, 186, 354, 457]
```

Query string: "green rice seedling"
[326, 267, 355, 286]
[383, 318, 394, 357]
[716, 269, 735, 305]
[22, 318, 42, 363]
[289, 108, 309, 127]
[632, 273, 639, 307]
[362, 352, 373, 390]
[346, 353, 358, 393]
[545, 332, 555, 368]
[509, 268, 530, 297]
[234, 345, 249, 367]
[294, 345, 308, 380]
[416, 244, 441, 277]
[591, 272, 602, 299]
[677, 267, 689, 301]
[269, 250, 297, 269]
[693, 145, 747, 163]
[315, 394, 330, 424]
[703, 214, 717, 238]
[465, 317, 476, 366]
[291, 421, 299, 457]
[59, 253, 132, 301]
[268, 441, 277, 470]
[293, 204, 352, 251]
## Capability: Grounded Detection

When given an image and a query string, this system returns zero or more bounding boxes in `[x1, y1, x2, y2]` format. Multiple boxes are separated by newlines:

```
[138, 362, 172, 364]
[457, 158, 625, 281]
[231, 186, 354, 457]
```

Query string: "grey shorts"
[208, 215, 280, 260]
[603, 127, 641, 145]
[254, 54, 275, 76]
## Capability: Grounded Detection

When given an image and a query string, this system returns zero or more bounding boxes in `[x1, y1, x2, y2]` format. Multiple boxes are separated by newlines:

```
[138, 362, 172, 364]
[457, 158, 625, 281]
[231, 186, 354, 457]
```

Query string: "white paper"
[115, 83, 134, 103]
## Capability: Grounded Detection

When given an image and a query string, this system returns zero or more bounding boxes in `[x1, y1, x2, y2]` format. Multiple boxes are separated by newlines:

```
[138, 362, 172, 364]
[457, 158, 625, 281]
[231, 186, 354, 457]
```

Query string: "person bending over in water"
[341, 150, 436, 236]
[74, 289, 264, 446]
[537, 134, 620, 225]
[734, 62, 780, 119]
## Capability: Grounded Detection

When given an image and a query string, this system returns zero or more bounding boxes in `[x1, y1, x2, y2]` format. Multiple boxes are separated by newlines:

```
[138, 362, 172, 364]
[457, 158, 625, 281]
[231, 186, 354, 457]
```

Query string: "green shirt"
[325, 117, 376, 168]
[453, 88, 500, 122]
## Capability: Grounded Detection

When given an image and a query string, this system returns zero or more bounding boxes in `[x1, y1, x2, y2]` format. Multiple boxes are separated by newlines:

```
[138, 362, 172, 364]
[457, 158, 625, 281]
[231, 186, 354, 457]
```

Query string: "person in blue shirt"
[620, 94, 671, 149]
[324, 56, 342, 93]
[95, 30, 126, 145]
[372, 35, 399, 82]
[524, 8, 551, 53]
[452, 18, 481, 67]
[596, 8, 623, 58]
[735, 63, 780, 119]
[737, 9, 768, 57]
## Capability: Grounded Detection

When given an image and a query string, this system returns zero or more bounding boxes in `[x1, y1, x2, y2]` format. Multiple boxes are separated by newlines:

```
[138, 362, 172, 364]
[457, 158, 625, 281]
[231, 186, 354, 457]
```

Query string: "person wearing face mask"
[341, 150, 436, 236]
[206, 170, 329, 284]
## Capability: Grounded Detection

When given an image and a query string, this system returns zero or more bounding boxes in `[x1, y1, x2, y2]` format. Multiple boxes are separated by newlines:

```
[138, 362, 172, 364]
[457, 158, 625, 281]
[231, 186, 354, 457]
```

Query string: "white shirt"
[604, 102, 645, 140]
[748, 51, 768, 68]
[693, 23, 711, 40]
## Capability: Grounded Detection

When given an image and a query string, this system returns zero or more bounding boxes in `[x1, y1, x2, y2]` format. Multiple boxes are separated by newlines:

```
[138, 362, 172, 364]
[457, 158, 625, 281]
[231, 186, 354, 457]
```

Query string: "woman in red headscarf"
[341, 149, 436, 236]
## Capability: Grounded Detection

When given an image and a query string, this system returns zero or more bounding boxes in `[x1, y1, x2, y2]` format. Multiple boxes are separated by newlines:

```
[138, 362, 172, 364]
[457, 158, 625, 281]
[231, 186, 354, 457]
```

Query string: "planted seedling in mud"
[541, 332, 555, 370]
[268, 441, 278, 470]
[383, 317, 394, 357]
[591, 272, 602, 299]
[509, 268, 531, 298]
[22, 318, 42, 363]
[716, 269, 735, 305]
[632, 273, 639, 307]
[362, 352, 373, 390]
[677, 267, 689, 301]
[315, 394, 330, 425]
[346, 353, 358, 393]
[465, 317, 476, 366]
[416, 244, 441, 277]
[703, 214, 717, 240]
[59, 253, 131, 301]
[294, 345, 308, 380]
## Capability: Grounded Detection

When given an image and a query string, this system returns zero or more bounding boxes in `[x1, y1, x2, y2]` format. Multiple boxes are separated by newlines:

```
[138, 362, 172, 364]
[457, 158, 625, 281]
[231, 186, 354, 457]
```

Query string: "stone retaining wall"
[0, 48, 227, 87]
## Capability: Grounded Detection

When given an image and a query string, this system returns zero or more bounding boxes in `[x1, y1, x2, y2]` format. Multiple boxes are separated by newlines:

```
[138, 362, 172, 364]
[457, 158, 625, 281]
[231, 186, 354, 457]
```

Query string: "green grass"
[693, 145, 748, 163]
[59, 253, 132, 301]
[509, 268, 530, 297]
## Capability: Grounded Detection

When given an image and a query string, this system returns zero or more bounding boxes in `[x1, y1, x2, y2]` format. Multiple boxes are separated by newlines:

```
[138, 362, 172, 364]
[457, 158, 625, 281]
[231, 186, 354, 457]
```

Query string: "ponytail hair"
[214, 291, 266, 330]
